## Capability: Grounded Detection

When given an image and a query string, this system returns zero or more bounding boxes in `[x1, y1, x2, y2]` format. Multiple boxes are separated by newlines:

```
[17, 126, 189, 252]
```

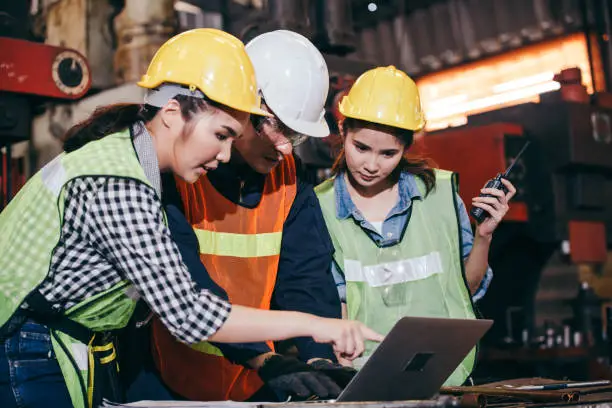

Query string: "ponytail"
[63, 93, 215, 153]
[63, 104, 157, 153]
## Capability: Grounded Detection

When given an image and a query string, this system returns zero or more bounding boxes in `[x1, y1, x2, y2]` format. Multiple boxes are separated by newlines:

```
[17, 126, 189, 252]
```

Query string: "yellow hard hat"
[339, 65, 425, 131]
[138, 28, 271, 117]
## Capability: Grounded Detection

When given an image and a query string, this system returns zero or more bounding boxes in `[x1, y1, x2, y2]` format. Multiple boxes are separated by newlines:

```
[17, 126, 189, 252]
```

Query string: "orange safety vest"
[152, 156, 297, 401]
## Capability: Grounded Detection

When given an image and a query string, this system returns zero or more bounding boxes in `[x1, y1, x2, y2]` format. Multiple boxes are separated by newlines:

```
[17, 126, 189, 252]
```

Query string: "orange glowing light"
[417, 33, 601, 131]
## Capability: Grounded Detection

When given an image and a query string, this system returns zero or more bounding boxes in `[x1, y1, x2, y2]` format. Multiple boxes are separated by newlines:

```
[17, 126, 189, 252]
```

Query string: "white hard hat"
[246, 30, 330, 138]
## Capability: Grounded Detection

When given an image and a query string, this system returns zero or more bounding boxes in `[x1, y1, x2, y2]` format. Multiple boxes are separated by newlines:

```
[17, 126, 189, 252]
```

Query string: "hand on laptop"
[258, 354, 342, 400]
[309, 318, 384, 360]
[309, 359, 357, 388]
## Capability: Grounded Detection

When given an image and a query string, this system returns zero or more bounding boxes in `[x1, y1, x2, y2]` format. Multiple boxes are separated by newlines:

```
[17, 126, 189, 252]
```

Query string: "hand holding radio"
[470, 141, 528, 235]
[472, 178, 516, 237]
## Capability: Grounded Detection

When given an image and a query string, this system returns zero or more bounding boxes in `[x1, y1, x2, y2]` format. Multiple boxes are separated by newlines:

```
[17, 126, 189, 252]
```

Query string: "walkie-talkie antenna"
[503, 141, 530, 177]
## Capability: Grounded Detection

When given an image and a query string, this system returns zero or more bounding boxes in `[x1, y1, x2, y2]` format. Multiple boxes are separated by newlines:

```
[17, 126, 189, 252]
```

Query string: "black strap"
[24, 290, 94, 344]
[0, 312, 27, 341]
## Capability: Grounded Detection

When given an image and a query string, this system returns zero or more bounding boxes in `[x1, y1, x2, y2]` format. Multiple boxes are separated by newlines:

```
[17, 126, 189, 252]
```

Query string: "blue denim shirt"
[330, 171, 493, 303]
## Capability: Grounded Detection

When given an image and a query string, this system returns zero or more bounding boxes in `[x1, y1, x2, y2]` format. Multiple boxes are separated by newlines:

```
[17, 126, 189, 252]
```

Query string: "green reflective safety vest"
[0, 129, 155, 407]
[315, 170, 477, 386]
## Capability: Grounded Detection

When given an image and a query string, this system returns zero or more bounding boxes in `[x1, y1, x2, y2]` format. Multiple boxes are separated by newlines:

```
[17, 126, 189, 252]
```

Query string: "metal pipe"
[220, 0, 230, 31]
[579, 0, 598, 94]
[359, 27, 379, 63]
[393, 14, 419, 74]
[268, 0, 309, 32]
[377, 20, 396, 66]
[409, 8, 441, 70]
[456, 0, 481, 59]
[601, 0, 612, 91]
[323, 0, 355, 52]
[431, 2, 461, 65]
[113, 0, 176, 85]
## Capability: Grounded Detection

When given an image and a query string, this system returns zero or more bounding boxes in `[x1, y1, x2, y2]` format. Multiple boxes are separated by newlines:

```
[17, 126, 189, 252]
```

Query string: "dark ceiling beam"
[179, 0, 224, 12]
[351, 0, 449, 28]
[323, 52, 376, 76]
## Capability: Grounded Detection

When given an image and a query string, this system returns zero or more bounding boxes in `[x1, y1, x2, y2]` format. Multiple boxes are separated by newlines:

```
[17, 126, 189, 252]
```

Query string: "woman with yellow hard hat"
[0, 29, 382, 408]
[315, 65, 516, 385]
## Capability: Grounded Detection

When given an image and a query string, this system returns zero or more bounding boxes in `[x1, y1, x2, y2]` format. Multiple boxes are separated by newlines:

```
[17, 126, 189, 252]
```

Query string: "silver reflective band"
[41, 155, 66, 197]
[344, 252, 443, 287]
[144, 83, 205, 107]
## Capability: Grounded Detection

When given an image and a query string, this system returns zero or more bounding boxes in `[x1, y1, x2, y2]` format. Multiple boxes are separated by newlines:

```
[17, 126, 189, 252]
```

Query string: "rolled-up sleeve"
[331, 262, 347, 303]
[83, 178, 231, 344]
[455, 193, 493, 302]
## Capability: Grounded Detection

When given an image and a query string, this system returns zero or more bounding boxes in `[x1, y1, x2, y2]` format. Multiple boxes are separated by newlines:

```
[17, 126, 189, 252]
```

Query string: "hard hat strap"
[144, 83, 205, 108]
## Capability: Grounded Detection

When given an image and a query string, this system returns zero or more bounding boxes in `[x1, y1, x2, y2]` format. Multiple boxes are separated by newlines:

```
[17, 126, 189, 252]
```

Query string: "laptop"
[336, 316, 493, 402]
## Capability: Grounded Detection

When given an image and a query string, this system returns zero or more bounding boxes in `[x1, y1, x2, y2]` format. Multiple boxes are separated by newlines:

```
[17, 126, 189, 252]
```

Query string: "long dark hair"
[63, 94, 214, 153]
[332, 118, 436, 195]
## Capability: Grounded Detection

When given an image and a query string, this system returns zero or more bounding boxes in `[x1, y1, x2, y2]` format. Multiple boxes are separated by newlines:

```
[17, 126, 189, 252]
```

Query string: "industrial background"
[2, 0, 612, 382]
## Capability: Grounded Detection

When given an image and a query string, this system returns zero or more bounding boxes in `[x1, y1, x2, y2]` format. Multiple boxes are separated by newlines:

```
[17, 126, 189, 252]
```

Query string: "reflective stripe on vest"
[190, 339, 223, 356]
[315, 169, 476, 386]
[152, 155, 297, 402]
[0, 130, 150, 408]
[195, 229, 283, 257]
[343, 252, 444, 287]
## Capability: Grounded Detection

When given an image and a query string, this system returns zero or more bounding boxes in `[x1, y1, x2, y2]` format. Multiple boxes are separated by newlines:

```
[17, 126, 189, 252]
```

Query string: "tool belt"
[0, 290, 124, 406]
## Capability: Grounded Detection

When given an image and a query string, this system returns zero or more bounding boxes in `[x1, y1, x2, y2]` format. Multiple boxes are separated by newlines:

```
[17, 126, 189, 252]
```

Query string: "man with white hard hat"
[151, 30, 356, 402]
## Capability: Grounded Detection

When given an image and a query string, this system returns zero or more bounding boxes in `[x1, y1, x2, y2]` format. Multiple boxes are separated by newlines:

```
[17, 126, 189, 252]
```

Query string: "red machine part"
[413, 123, 529, 223]
[568, 220, 607, 263]
[0, 37, 91, 99]
[554, 67, 590, 104]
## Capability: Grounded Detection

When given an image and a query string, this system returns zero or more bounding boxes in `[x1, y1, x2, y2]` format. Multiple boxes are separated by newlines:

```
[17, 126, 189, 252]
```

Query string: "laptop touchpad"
[403, 352, 434, 372]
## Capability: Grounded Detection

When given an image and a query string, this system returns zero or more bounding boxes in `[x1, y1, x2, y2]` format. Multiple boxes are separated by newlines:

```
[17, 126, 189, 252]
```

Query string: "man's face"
[231, 106, 307, 174]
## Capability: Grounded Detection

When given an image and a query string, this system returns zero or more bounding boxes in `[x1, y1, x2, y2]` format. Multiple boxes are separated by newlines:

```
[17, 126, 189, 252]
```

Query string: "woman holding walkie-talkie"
[315, 66, 516, 386]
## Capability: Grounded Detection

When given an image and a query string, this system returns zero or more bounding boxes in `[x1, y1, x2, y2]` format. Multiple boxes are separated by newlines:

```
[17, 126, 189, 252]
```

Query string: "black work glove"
[258, 355, 341, 401]
[309, 359, 358, 388]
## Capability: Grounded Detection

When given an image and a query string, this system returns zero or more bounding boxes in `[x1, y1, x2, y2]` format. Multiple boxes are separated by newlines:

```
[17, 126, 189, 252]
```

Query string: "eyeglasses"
[250, 115, 308, 147]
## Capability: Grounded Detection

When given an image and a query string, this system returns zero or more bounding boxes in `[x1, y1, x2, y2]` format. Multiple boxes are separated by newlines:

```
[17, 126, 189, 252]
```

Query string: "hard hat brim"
[280, 115, 330, 138]
[137, 79, 273, 118]
[338, 98, 425, 132]
[248, 106, 274, 118]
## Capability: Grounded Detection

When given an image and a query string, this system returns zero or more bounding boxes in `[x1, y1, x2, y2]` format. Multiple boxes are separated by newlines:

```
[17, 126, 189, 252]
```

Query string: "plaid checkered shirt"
[36, 124, 231, 344]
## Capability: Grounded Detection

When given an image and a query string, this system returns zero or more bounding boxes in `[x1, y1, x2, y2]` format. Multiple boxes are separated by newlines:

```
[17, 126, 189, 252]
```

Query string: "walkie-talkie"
[470, 141, 530, 224]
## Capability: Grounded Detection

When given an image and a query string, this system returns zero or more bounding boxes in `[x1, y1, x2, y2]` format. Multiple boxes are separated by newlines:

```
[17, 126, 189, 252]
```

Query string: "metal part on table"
[101, 395, 460, 407]
[441, 386, 580, 403]
[264, 397, 460, 408]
